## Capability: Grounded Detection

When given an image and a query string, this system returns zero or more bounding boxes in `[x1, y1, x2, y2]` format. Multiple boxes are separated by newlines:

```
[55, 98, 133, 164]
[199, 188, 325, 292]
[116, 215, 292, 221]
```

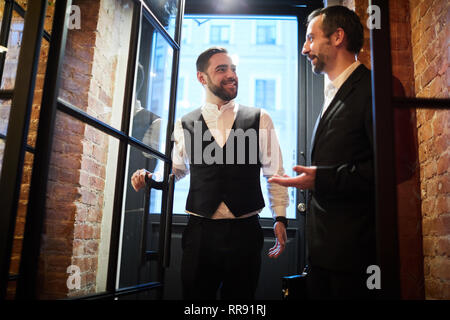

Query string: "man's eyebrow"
[215, 64, 229, 69]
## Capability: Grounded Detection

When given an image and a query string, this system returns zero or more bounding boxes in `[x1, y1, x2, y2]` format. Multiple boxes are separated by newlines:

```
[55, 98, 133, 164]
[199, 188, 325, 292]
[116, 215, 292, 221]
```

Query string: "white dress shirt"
[322, 61, 361, 117]
[170, 100, 289, 219]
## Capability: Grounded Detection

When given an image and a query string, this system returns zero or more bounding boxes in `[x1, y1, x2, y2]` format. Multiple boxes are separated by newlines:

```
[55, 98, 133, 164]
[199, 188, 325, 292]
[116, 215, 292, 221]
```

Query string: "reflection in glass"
[143, 0, 178, 39]
[131, 15, 174, 155]
[117, 144, 163, 291]
[58, 0, 133, 130]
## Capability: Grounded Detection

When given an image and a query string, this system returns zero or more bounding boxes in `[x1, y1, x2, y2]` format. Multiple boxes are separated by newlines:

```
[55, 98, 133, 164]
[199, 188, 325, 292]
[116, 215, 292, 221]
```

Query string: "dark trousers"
[181, 214, 264, 300]
[306, 265, 374, 300]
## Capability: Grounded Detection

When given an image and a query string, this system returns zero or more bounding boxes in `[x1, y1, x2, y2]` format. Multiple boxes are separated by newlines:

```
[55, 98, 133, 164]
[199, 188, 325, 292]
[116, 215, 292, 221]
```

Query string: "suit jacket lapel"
[309, 114, 321, 160]
[310, 64, 368, 160]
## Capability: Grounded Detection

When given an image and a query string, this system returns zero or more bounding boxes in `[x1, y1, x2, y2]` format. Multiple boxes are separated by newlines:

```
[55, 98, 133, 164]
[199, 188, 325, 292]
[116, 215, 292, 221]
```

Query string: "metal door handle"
[163, 174, 175, 268]
[140, 175, 165, 262]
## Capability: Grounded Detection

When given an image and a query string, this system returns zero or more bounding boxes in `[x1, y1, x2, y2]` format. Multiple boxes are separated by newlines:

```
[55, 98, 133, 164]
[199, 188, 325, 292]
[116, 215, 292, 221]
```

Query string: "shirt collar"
[202, 100, 237, 113]
[331, 60, 361, 91]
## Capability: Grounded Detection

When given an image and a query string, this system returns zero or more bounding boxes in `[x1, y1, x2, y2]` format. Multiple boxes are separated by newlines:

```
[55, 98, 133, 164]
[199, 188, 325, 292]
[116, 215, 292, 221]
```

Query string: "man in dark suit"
[269, 6, 376, 299]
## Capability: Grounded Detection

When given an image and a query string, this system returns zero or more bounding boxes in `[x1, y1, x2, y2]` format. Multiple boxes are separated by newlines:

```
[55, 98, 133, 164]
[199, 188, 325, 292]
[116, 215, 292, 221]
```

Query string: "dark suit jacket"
[308, 64, 376, 272]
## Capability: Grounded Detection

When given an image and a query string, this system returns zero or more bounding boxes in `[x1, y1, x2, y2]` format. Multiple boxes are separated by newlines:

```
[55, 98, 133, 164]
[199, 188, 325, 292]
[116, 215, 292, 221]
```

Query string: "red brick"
[430, 256, 450, 280]
[434, 133, 450, 155]
[87, 207, 103, 223]
[422, 237, 435, 256]
[435, 214, 450, 236]
[45, 203, 77, 222]
[432, 110, 449, 137]
[421, 63, 437, 87]
[425, 278, 443, 299]
[435, 195, 450, 216]
[80, 157, 103, 178]
[74, 223, 94, 240]
[423, 161, 437, 179]
[84, 240, 99, 255]
[436, 236, 450, 256]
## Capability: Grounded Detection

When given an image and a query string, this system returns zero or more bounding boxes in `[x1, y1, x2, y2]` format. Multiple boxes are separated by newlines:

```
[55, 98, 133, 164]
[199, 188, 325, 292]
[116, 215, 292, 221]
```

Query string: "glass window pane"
[256, 25, 276, 45]
[117, 144, 165, 291]
[58, 1, 134, 130]
[210, 25, 229, 44]
[255, 79, 276, 110]
[131, 16, 174, 155]
[143, 0, 178, 40]
[0, 98, 11, 136]
[0, 3, 49, 148]
[0, 138, 4, 179]
[175, 15, 298, 219]
[7, 150, 33, 299]
[35, 111, 119, 298]
[0, 37, 48, 151]
[0, 1, 4, 34]
[1, 10, 24, 90]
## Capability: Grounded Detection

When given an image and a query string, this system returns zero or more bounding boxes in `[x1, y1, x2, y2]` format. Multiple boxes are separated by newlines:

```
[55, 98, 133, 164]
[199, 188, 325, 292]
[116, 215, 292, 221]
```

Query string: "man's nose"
[225, 69, 236, 78]
[301, 42, 309, 56]
[225, 69, 236, 79]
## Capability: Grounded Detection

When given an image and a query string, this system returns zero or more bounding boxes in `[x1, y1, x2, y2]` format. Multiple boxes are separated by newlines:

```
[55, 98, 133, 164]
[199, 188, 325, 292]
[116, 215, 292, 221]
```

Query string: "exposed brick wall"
[410, 0, 448, 99]
[410, 0, 450, 300]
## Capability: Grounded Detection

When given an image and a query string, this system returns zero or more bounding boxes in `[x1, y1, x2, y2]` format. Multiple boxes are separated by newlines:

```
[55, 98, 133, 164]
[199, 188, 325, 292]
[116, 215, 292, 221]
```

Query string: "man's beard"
[310, 53, 326, 74]
[207, 76, 238, 102]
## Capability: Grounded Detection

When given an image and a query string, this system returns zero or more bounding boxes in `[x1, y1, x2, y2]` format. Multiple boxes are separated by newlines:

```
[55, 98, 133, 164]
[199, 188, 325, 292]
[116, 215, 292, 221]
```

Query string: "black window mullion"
[370, 0, 401, 299]
[56, 98, 170, 163]
[15, 0, 71, 300]
[64, 281, 162, 300]
[0, 89, 13, 99]
[392, 97, 450, 109]
[0, 0, 47, 300]
[141, 0, 180, 51]
[10, 1, 51, 43]
[0, 133, 35, 154]
[156, 0, 185, 289]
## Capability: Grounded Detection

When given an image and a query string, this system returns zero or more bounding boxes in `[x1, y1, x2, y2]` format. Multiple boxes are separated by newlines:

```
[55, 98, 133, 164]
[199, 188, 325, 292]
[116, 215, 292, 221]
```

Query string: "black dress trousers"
[181, 214, 264, 300]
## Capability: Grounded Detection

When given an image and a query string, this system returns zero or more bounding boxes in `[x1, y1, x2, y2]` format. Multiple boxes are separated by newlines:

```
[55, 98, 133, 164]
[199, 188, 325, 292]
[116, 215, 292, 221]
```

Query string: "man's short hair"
[196, 47, 228, 72]
[307, 5, 364, 54]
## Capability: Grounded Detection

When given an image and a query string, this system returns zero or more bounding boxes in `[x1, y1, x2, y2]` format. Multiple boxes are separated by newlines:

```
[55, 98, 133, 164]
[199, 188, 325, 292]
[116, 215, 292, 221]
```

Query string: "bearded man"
[132, 47, 289, 300]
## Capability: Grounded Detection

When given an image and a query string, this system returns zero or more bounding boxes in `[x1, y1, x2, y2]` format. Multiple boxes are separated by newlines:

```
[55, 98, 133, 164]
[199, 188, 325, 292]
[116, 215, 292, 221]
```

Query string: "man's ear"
[197, 71, 206, 85]
[332, 27, 345, 48]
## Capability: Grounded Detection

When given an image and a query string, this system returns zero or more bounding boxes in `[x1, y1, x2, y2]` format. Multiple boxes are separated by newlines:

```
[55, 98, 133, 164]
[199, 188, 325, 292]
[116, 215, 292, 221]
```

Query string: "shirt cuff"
[271, 206, 287, 219]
